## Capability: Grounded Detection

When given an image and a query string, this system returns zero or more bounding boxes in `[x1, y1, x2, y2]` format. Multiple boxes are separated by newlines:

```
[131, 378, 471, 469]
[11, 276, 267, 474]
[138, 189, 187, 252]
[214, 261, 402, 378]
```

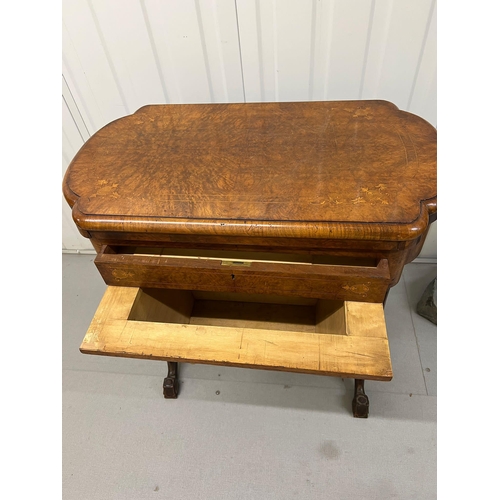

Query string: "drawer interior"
[128, 288, 348, 335]
[81, 287, 393, 381]
[104, 245, 379, 268]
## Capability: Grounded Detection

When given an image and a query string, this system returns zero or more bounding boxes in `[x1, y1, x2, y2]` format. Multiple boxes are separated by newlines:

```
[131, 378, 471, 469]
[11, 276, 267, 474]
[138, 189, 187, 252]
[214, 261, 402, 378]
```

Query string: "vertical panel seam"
[139, 0, 170, 103]
[62, 204, 86, 248]
[212, 0, 229, 101]
[62, 137, 72, 166]
[255, 0, 264, 101]
[234, 0, 247, 102]
[323, 0, 335, 99]
[62, 23, 100, 132]
[62, 94, 86, 145]
[272, 0, 279, 100]
[194, 0, 215, 102]
[407, 0, 436, 110]
[359, 0, 376, 99]
[62, 75, 91, 140]
[369, 0, 394, 98]
[86, 0, 130, 114]
[308, 0, 317, 101]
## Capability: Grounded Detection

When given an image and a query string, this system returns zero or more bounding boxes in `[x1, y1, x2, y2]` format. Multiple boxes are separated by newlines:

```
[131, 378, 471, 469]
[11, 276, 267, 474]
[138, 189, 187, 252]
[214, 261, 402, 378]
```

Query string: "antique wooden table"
[63, 100, 437, 418]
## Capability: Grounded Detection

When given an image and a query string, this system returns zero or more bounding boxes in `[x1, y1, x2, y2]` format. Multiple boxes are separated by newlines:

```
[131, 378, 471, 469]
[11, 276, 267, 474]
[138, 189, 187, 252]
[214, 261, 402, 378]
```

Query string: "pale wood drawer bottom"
[81, 287, 393, 381]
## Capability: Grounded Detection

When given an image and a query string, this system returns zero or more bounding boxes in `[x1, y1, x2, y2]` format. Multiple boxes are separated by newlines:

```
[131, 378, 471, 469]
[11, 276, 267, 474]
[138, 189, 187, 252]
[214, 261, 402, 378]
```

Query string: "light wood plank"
[316, 300, 346, 335]
[128, 289, 193, 324]
[129, 247, 378, 267]
[81, 287, 393, 380]
[192, 291, 316, 306]
[345, 302, 388, 339]
[82, 317, 392, 380]
[190, 300, 316, 332]
[87, 286, 139, 325]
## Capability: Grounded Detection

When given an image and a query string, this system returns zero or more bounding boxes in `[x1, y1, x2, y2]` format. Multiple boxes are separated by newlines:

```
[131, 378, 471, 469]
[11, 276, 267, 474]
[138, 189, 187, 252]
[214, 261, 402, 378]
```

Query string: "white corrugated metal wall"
[62, 0, 437, 258]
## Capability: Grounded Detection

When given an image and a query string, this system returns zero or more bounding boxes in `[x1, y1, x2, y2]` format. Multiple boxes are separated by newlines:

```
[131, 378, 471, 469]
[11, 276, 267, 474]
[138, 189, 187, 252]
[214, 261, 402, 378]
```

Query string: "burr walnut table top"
[63, 100, 436, 242]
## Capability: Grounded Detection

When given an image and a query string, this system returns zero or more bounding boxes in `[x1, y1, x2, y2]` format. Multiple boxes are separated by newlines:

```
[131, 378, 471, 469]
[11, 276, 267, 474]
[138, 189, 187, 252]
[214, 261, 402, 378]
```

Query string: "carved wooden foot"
[163, 361, 179, 399]
[352, 379, 369, 418]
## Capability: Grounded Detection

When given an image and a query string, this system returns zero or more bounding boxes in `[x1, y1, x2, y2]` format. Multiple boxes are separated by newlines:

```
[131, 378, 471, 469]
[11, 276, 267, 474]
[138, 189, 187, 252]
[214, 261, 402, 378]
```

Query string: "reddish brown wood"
[89, 232, 403, 251]
[63, 101, 437, 419]
[63, 101, 436, 296]
[63, 101, 436, 243]
[90, 237, 419, 288]
[95, 246, 391, 302]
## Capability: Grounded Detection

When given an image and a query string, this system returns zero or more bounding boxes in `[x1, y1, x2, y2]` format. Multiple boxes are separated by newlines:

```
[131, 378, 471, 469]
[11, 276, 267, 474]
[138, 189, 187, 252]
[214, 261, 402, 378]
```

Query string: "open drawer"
[81, 286, 393, 381]
[94, 246, 391, 303]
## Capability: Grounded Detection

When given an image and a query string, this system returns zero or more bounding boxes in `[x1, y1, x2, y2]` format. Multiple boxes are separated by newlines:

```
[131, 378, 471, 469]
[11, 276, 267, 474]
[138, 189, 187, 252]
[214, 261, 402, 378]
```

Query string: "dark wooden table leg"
[352, 379, 369, 418]
[348, 291, 387, 417]
[163, 361, 179, 399]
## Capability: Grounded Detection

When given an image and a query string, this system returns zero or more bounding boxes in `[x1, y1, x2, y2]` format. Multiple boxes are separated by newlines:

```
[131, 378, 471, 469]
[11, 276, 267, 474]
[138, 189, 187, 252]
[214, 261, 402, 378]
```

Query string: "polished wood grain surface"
[94, 245, 391, 302]
[63, 100, 436, 242]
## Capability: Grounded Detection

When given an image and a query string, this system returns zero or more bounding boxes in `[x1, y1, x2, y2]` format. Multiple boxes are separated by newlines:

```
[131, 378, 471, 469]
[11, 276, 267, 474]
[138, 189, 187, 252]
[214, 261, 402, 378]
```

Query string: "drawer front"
[94, 246, 391, 303]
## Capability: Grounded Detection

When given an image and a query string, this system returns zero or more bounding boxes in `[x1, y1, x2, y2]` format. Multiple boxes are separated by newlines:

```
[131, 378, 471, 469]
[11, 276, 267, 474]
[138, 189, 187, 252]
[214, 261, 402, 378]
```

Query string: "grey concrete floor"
[62, 254, 437, 500]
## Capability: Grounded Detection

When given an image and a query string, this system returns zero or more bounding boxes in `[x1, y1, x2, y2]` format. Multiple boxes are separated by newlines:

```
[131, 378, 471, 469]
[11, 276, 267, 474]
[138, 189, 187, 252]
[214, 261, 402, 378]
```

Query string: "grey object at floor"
[417, 278, 437, 325]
